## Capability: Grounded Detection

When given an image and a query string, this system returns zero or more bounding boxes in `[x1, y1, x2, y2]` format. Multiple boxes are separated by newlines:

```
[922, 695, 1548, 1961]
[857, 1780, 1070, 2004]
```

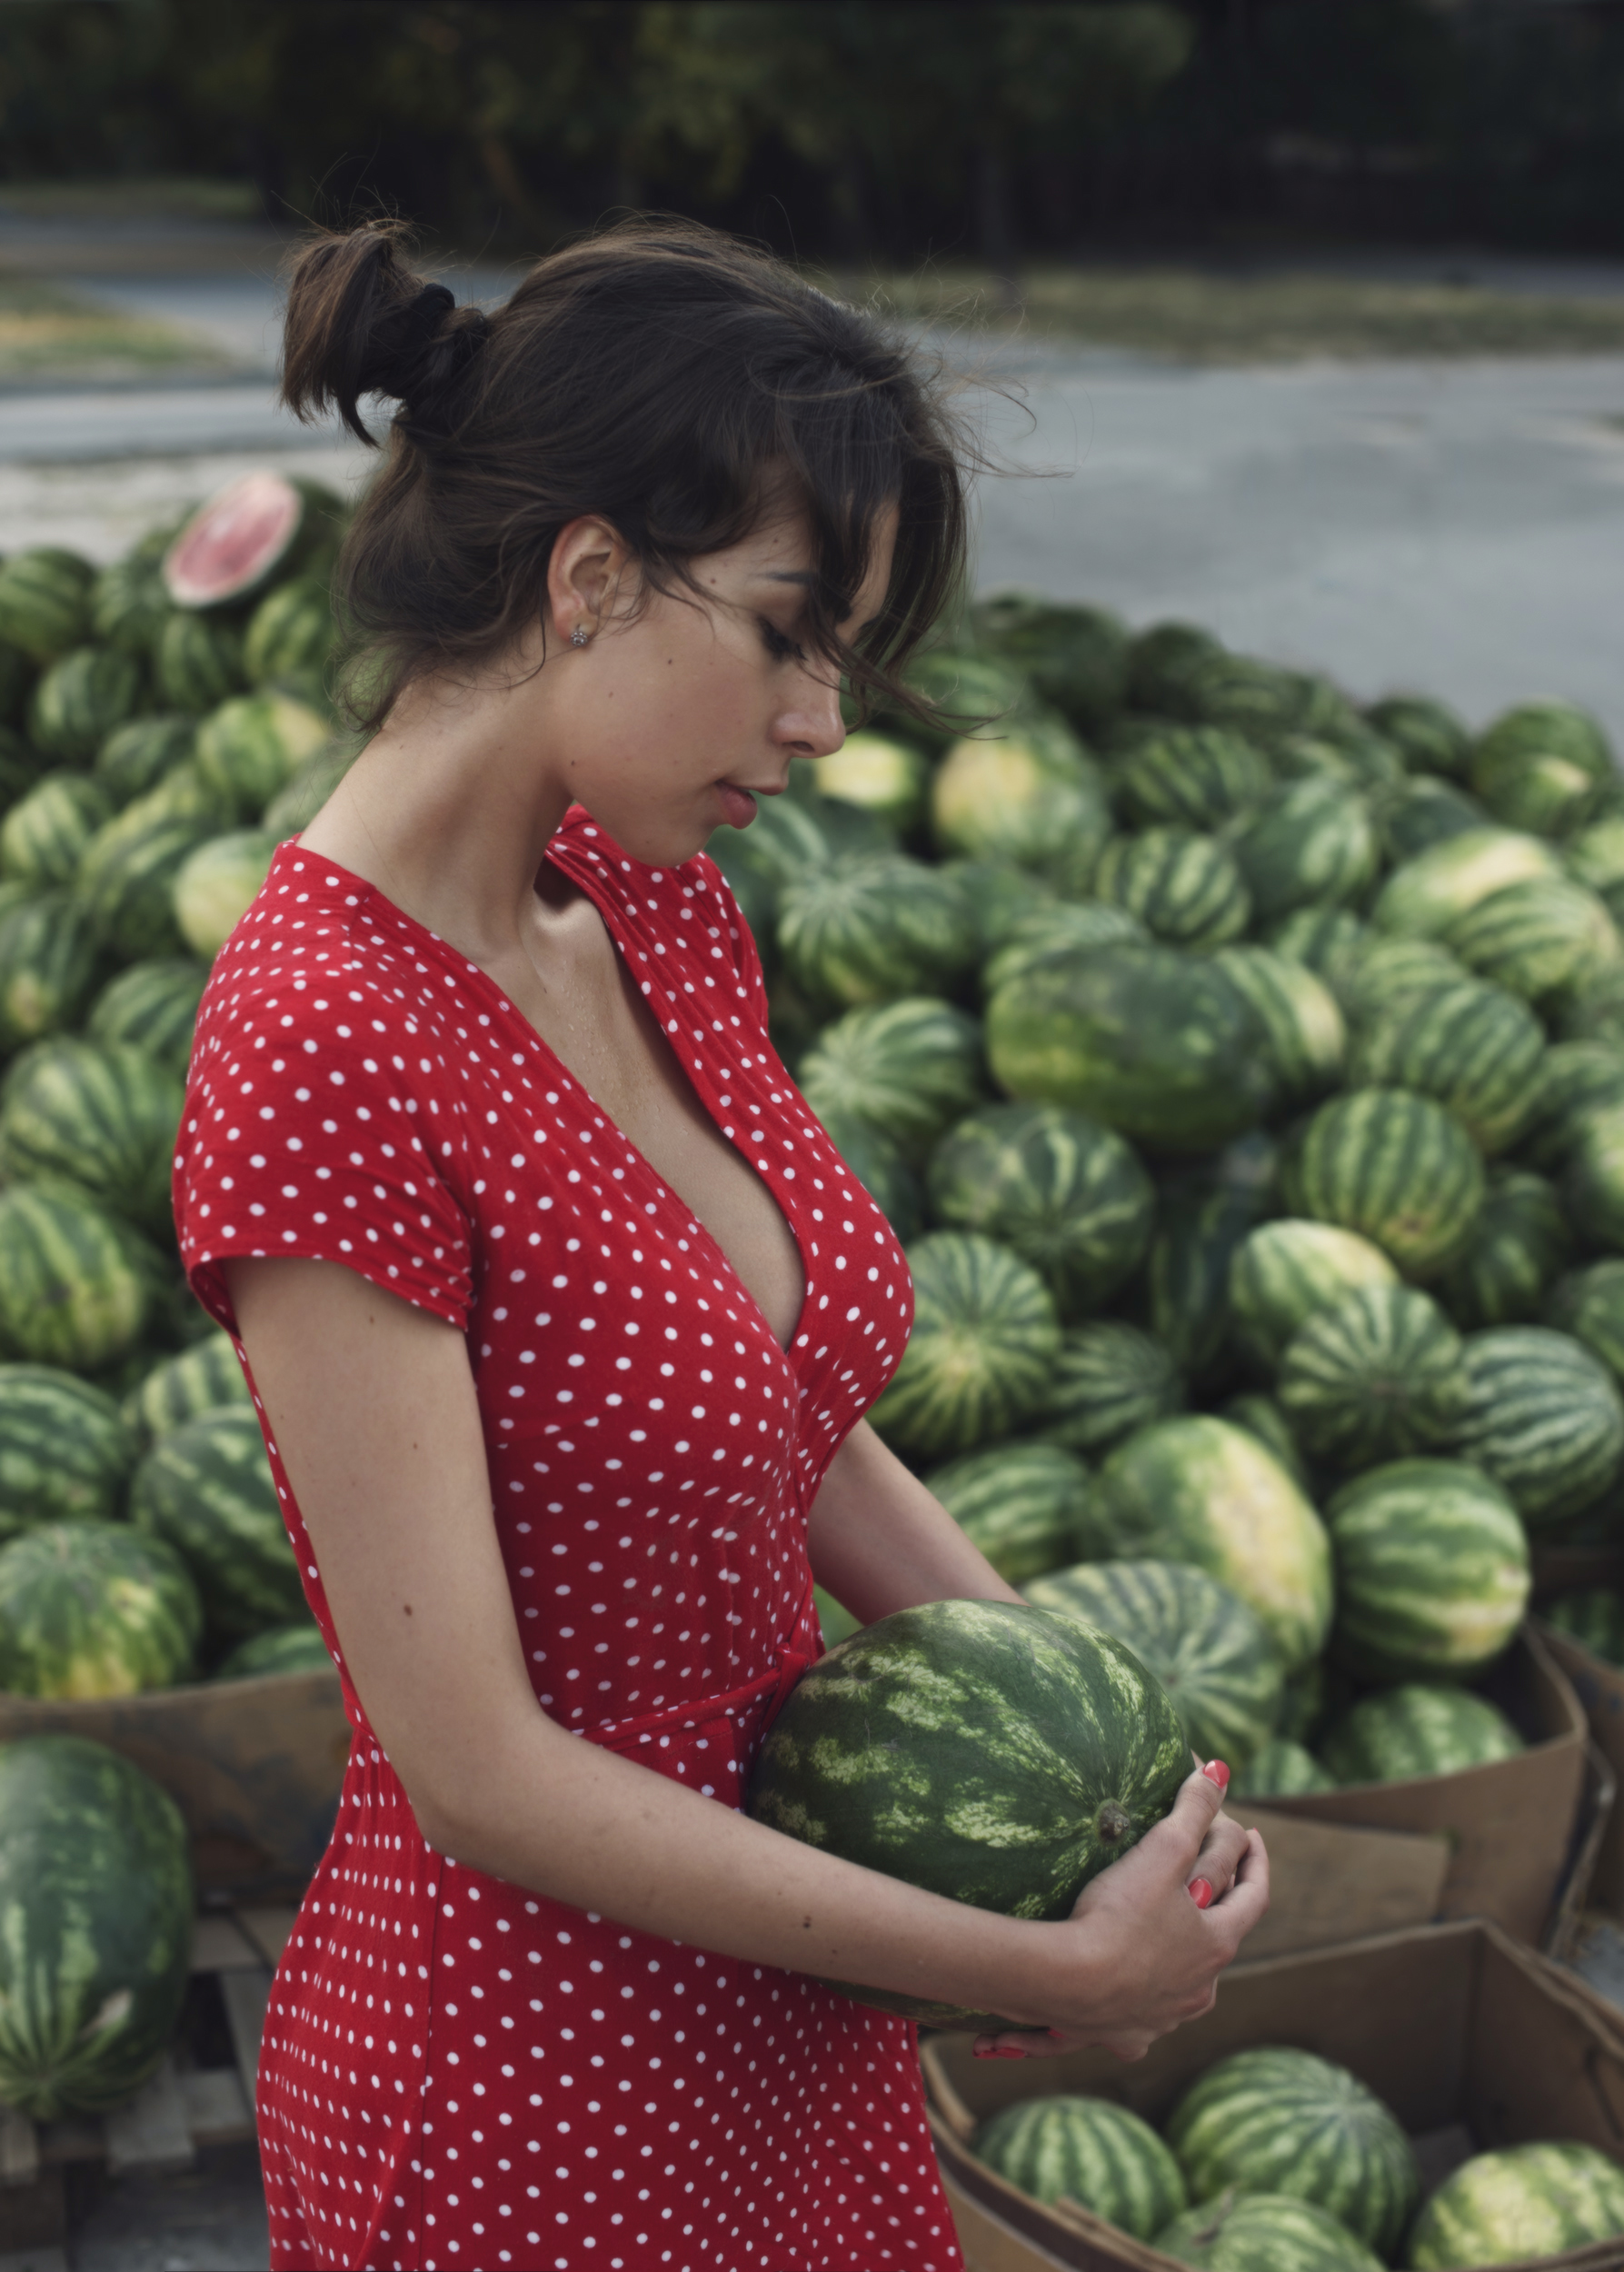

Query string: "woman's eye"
[760, 620, 805, 663]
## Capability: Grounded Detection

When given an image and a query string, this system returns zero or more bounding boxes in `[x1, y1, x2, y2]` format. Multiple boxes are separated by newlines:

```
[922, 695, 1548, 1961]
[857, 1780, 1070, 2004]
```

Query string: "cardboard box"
[1249, 1625, 1587, 1943]
[1540, 1622, 1624, 1914]
[0, 1669, 349, 1897]
[924, 1921, 1624, 2272]
[1221, 1799, 1450, 1962]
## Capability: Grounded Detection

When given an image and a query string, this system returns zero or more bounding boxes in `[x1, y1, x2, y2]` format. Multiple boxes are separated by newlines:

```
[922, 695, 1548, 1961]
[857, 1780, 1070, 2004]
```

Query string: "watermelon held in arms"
[745, 1598, 1189, 2025]
[0, 1734, 194, 2118]
[1405, 2140, 1624, 2269]
[163, 469, 345, 610]
[0, 1517, 202, 1698]
[971, 2094, 1188, 2237]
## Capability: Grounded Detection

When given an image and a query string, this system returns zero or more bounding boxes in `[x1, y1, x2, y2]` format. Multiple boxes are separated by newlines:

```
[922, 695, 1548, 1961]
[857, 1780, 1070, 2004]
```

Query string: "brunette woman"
[172, 217, 1268, 2272]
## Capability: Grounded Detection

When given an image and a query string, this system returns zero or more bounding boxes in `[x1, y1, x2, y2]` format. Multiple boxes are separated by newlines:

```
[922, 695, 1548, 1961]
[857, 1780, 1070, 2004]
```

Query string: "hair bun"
[280, 222, 490, 446]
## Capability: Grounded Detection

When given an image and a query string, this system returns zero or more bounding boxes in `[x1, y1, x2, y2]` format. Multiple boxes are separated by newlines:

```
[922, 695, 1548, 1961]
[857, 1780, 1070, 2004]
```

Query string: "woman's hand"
[973, 1760, 1270, 2064]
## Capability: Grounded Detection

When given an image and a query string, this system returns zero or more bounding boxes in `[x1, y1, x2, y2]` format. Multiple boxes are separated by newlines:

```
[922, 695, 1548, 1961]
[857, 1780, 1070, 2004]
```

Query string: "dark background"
[2, 0, 1623, 264]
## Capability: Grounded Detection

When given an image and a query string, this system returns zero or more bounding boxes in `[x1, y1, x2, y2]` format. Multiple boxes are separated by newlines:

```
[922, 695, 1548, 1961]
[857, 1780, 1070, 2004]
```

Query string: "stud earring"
[570, 625, 591, 648]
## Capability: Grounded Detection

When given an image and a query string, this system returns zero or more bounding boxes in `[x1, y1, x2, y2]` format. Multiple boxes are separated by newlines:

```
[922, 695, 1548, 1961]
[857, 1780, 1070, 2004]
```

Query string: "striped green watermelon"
[1445, 874, 1621, 1007]
[76, 786, 222, 962]
[986, 942, 1276, 1154]
[869, 1232, 1060, 1459]
[1517, 1041, 1624, 1171]
[1228, 1220, 1398, 1375]
[1182, 653, 1307, 746]
[0, 771, 114, 889]
[1230, 780, 1380, 923]
[1025, 1559, 1283, 1767]
[1277, 1655, 1339, 1746]
[154, 611, 245, 712]
[0, 1518, 201, 1697]
[1373, 828, 1563, 940]
[1346, 981, 1543, 1157]
[1147, 1179, 1274, 1386]
[941, 859, 1050, 962]
[818, 1108, 923, 1242]
[243, 574, 333, 689]
[1407, 2141, 1624, 2268]
[1271, 735, 1369, 788]
[0, 1038, 184, 1239]
[815, 733, 930, 832]
[1541, 1587, 1624, 1665]
[0, 549, 95, 663]
[746, 1598, 1189, 2024]
[86, 956, 208, 1080]
[0, 728, 44, 811]
[776, 852, 972, 1009]
[123, 1331, 249, 1450]
[1569, 812, 1624, 894]
[924, 1441, 1089, 1584]
[800, 998, 983, 1164]
[0, 1735, 193, 2117]
[130, 1406, 300, 1640]
[1281, 1088, 1485, 1280]
[260, 734, 360, 839]
[1547, 1258, 1624, 1382]
[1452, 1326, 1624, 1529]
[1470, 701, 1613, 837]
[1115, 726, 1272, 832]
[1267, 906, 1370, 996]
[1211, 946, 1346, 1106]
[26, 648, 144, 765]
[0, 1183, 149, 1370]
[1219, 1393, 1315, 1496]
[214, 1620, 330, 1679]
[1326, 1460, 1529, 1683]
[1091, 828, 1252, 951]
[1038, 1322, 1183, 1456]
[1166, 2046, 1419, 2256]
[1365, 693, 1472, 778]
[0, 891, 104, 1051]
[970, 593, 1130, 730]
[1155, 2190, 1384, 2272]
[930, 720, 1111, 878]
[172, 827, 278, 956]
[925, 1102, 1154, 1320]
[1374, 776, 1489, 864]
[194, 690, 331, 822]
[88, 552, 172, 660]
[1126, 621, 1225, 716]
[0, 1366, 135, 1541]
[1232, 1739, 1336, 1798]
[1335, 937, 1470, 1026]
[1437, 1166, 1570, 1330]
[1320, 1684, 1523, 1784]
[972, 2095, 1186, 2235]
[1079, 1417, 1332, 1669]
[892, 650, 1032, 753]
[0, 645, 31, 731]
[1278, 1288, 1470, 1469]
[981, 901, 1146, 997]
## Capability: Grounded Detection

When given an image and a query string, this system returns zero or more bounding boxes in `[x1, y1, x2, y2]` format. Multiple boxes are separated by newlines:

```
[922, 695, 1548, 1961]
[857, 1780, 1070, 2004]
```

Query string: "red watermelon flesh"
[163, 473, 307, 611]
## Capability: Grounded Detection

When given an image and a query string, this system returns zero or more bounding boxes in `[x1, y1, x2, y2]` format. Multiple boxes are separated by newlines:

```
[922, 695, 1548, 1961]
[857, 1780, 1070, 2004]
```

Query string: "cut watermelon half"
[162, 472, 342, 613]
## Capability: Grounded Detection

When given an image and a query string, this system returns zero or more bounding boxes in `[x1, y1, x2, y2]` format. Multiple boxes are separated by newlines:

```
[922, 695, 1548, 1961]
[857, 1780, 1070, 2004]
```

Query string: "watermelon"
[1281, 1088, 1485, 1280]
[818, 1108, 923, 1241]
[1346, 980, 1542, 1158]
[1373, 828, 1562, 939]
[892, 650, 1033, 752]
[1146, 1176, 1274, 1387]
[0, 548, 95, 663]
[1446, 875, 1621, 1007]
[153, 610, 245, 712]
[1278, 1287, 1470, 1469]
[1407, 2141, 1624, 2267]
[1452, 1326, 1624, 1529]
[776, 852, 972, 1009]
[27, 647, 144, 765]
[0, 889, 104, 1051]
[1230, 780, 1380, 923]
[1438, 1166, 1571, 1330]
[1268, 906, 1370, 996]
[1336, 936, 1470, 1025]
[970, 592, 1130, 730]
[981, 901, 1145, 997]
[814, 1585, 861, 1645]
[0, 1182, 148, 1370]
[1211, 946, 1345, 1107]
[0, 1734, 193, 2117]
[172, 827, 279, 956]
[1541, 1587, 1624, 1666]
[1038, 1322, 1183, 1456]
[1114, 726, 1272, 832]
[0, 770, 114, 889]
[869, 1232, 1060, 1459]
[1079, 1417, 1332, 1669]
[1091, 828, 1252, 951]
[925, 1102, 1154, 1320]
[1025, 1558, 1283, 1767]
[1320, 1684, 1523, 1783]
[0, 644, 32, 731]
[0, 1037, 184, 1239]
[122, 1331, 250, 1450]
[1365, 693, 1472, 778]
[972, 2095, 1186, 2235]
[1517, 1041, 1624, 1171]
[261, 734, 361, 839]
[194, 691, 332, 822]
[1181, 653, 1307, 746]
[1271, 734, 1368, 788]
[943, 859, 1051, 962]
[1375, 776, 1489, 864]
[815, 733, 928, 833]
[1232, 1739, 1336, 1799]
[0, 1366, 136, 1541]
[1219, 1392, 1315, 1496]
[745, 1598, 1189, 2024]
[214, 1620, 330, 1679]
[799, 997, 983, 1164]
[1569, 812, 1624, 898]
[130, 1406, 299, 1641]
[924, 1441, 1088, 1584]
[1228, 1220, 1398, 1375]
[1166, 2046, 1419, 2256]
[163, 470, 344, 611]
[1126, 621, 1225, 716]
[243, 573, 334, 689]
[76, 786, 220, 962]
[86, 956, 208, 1080]
[1548, 1260, 1624, 1383]
[986, 942, 1276, 1154]
[88, 552, 173, 661]
[1155, 2191, 1384, 2272]
[930, 721, 1111, 877]
[0, 1517, 201, 1697]
[1326, 1459, 1529, 1684]
[1470, 700, 1614, 836]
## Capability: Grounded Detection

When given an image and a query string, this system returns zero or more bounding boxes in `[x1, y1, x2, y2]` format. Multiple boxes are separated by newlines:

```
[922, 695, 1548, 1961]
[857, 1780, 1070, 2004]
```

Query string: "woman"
[173, 217, 1268, 2272]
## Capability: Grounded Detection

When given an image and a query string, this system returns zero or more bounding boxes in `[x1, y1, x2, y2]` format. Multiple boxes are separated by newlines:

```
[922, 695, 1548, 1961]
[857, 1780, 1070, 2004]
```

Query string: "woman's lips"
[717, 782, 759, 827]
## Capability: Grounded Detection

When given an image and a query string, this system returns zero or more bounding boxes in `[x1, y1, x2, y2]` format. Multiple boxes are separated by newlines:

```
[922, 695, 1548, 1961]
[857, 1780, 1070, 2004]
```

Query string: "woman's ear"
[546, 516, 637, 644]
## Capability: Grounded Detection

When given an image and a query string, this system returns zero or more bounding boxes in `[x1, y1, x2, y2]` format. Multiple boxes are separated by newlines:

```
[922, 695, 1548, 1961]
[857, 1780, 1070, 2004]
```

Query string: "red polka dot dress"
[172, 809, 963, 2272]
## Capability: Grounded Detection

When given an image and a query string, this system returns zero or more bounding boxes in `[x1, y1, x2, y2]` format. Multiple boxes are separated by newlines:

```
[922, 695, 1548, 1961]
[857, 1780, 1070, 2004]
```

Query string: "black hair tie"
[389, 284, 490, 443]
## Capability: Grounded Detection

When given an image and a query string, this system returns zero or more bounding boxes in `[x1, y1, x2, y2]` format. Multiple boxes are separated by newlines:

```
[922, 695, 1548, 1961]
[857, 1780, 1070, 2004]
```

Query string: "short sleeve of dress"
[173, 908, 474, 1338]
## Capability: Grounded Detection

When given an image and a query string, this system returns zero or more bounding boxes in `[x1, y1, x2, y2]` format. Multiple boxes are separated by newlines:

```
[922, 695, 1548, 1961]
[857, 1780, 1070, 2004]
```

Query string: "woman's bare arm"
[223, 1254, 1266, 2049]
[806, 1418, 1025, 1624]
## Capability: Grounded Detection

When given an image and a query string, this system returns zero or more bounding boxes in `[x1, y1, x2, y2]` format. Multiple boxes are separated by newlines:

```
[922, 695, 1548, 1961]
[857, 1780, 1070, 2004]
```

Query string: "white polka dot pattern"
[173, 813, 956, 2272]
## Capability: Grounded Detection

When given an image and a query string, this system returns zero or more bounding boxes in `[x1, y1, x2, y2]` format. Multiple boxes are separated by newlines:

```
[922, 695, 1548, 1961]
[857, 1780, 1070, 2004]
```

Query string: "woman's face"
[541, 502, 900, 867]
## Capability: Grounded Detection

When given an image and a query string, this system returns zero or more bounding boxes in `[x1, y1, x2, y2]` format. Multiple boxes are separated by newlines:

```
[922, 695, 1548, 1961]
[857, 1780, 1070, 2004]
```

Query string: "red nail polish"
[1203, 1759, 1230, 1790]
[993, 2047, 1027, 2058]
[1189, 1878, 1214, 1910]
[972, 2046, 996, 2059]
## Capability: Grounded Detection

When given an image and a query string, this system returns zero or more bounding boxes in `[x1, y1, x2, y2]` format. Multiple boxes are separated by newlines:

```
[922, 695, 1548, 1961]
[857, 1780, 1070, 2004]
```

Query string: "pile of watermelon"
[971, 2058, 1624, 2267]
[0, 471, 356, 1697]
[722, 595, 1624, 1790]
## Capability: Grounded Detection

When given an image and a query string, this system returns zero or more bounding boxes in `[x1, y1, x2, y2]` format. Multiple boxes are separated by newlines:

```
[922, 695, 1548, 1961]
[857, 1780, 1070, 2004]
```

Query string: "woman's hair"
[279, 216, 973, 732]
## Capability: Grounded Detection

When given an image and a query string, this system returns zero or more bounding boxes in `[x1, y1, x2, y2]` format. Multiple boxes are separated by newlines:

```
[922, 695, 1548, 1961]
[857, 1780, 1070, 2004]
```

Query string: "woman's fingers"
[1187, 1808, 1253, 1901]
[972, 2025, 1157, 2063]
